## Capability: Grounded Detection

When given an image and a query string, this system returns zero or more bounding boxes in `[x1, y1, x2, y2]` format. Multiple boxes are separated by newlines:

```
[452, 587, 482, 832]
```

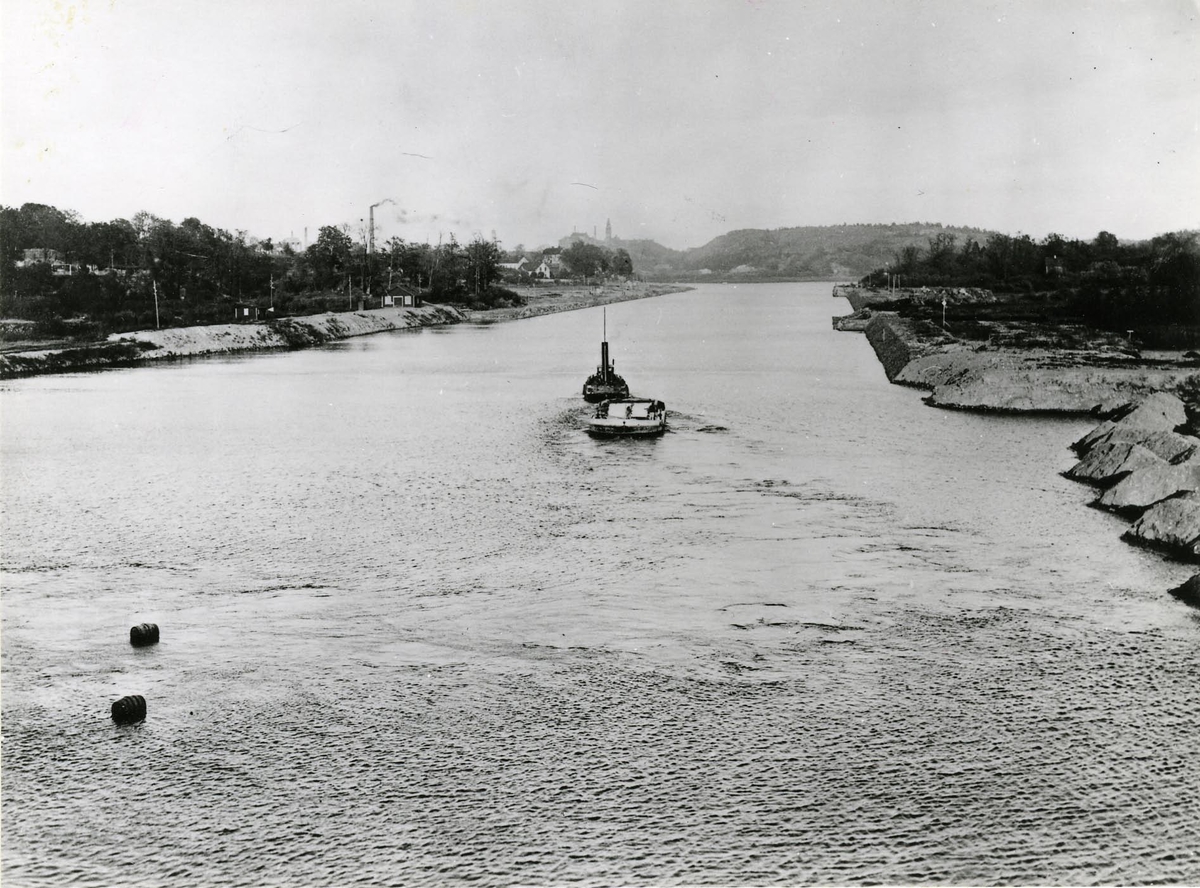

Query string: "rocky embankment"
[833, 284, 1200, 413]
[0, 283, 689, 379]
[833, 284, 1200, 609]
[0, 305, 466, 378]
[1065, 392, 1200, 606]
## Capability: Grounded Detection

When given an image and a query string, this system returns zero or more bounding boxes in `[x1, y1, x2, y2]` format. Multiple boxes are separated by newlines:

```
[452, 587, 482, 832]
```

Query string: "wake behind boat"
[582, 308, 630, 403]
[586, 398, 667, 437]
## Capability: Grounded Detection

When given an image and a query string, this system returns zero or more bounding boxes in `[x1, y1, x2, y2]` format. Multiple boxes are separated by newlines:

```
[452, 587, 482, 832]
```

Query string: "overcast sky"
[2, 0, 1197, 250]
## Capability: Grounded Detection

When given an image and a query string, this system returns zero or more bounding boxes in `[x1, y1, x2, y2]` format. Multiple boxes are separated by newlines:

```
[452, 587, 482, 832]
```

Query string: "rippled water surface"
[3, 283, 1198, 886]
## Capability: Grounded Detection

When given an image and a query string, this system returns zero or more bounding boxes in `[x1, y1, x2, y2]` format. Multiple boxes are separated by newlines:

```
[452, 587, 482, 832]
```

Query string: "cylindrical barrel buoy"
[129, 623, 159, 647]
[111, 695, 147, 725]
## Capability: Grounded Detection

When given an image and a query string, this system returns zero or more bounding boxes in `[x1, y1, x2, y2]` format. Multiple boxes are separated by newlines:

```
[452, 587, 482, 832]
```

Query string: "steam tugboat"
[582, 309, 630, 403]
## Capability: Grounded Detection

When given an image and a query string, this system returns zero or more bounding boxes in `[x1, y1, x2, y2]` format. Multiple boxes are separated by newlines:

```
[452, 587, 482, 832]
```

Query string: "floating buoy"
[129, 623, 159, 647]
[111, 694, 147, 725]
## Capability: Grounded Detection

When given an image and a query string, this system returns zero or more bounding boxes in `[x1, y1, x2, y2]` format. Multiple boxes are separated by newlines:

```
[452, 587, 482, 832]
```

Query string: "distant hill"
[557, 223, 1002, 281]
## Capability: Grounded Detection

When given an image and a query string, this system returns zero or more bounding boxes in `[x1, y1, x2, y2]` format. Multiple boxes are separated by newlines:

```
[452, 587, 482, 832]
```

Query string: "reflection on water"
[3, 283, 1198, 885]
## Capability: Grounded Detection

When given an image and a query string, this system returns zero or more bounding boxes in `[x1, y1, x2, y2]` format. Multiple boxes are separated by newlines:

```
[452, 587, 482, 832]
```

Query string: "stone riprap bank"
[833, 284, 1200, 609]
[0, 304, 466, 378]
[1065, 392, 1200, 605]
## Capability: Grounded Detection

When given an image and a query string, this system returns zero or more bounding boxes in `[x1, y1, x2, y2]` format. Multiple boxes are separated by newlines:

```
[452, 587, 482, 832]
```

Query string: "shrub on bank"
[426, 284, 525, 311]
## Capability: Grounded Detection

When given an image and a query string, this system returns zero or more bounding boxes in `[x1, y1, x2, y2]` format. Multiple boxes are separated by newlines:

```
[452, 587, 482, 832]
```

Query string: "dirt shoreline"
[0, 283, 690, 379]
[465, 281, 692, 323]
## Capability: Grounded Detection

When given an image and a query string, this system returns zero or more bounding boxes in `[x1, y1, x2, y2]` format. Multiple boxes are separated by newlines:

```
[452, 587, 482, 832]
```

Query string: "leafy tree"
[84, 219, 139, 269]
[1148, 232, 1200, 324]
[426, 234, 465, 299]
[894, 245, 922, 275]
[1094, 230, 1119, 259]
[957, 237, 986, 280]
[17, 203, 82, 254]
[464, 236, 501, 294]
[1043, 232, 1068, 262]
[0, 205, 23, 273]
[305, 225, 353, 289]
[561, 240, 609, 278]
[384, 237, 433, 288]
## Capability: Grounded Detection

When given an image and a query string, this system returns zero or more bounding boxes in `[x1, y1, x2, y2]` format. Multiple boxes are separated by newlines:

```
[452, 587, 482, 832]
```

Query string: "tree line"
[0, 204, 527, 338]
[862, 229, 1200, 329]
[0, 204, 646, 340]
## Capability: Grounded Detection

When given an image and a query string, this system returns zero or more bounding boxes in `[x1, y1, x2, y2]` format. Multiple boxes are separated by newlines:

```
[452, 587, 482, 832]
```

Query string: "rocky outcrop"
[1066, 392, 1200, 566]
[1073, 392, 1191, 452]
[1124, 493, 1200, 559]
[1066, 441, 1166, 485]
[1073, 427, 1197, 463]
[1076, 393, 1200, 516]
[1167, 573, 1200, 607]
[1066, 393, 1200, 487]
[1097, 460, 1200, 513]
[1109, 391, 1191, 428]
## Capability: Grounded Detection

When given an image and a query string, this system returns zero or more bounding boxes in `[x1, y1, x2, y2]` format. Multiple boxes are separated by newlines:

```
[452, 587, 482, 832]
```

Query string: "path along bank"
[833, 283, 1200, 607]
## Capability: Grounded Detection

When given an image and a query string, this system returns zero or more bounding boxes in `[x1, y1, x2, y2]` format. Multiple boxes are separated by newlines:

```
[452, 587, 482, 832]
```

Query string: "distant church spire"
[605, 218, 612, 242]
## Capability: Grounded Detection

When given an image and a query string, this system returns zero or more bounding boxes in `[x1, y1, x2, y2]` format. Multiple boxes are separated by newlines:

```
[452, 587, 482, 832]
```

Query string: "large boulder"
[1078, 427, 1198, 463]
[1167, 573, 1200, 607]
[1123, 491, 1200, 559]
[1066, 441, 1165, 485]
[1096, 459, 1200, 513]
[1112, 390, 1190, 428]
[1074, 392, 1189, 454]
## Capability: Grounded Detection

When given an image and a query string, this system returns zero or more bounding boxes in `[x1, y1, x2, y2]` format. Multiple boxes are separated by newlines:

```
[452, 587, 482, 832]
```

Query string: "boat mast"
[600, 307, 609, 382]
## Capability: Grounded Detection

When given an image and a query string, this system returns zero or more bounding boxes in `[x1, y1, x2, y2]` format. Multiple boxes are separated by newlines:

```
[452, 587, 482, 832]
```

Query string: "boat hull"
[585, 418, 666, 437]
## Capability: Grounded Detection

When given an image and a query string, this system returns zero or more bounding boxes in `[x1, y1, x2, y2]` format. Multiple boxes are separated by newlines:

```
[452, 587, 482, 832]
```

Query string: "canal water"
[2, 283, 1197, 886]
